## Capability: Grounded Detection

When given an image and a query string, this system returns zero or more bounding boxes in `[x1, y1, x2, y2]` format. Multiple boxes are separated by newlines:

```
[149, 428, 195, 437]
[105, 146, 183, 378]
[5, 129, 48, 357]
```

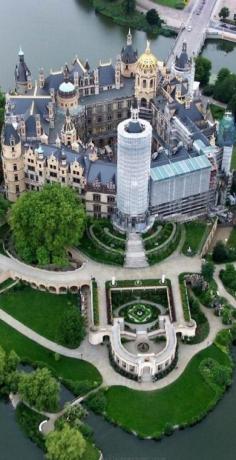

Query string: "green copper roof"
[150, 155, 211, 182]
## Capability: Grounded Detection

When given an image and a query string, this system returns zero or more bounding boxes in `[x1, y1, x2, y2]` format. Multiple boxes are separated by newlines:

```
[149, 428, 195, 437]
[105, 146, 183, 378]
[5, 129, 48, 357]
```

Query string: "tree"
[58, 306, 85, 348]
[0, 195, 10, 221]
[212, 241, 229, 263]
[9, 184, 86, 267]
[213, 71, 236, 104]
[0, 346, 6, 386]
[0, 89, 5, 133]
[201, 261, 215, 282]
[18, 367, 59, 412]
[122, 0, 135, 14]
[219, 7, 230, 21]
[46, 424, 86, 460]
[195, 56, 212, 87]
[146, 9, 161, 26]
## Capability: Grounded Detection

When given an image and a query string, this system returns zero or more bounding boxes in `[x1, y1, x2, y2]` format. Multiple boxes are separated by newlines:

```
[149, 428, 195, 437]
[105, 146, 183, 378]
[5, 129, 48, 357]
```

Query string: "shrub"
[57, 306, 85, 348]
[86, 389, 107, 414]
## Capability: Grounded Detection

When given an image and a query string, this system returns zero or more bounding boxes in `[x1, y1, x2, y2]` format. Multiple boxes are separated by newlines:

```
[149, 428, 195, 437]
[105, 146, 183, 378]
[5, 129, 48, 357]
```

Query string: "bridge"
[166, 0, 219, 68]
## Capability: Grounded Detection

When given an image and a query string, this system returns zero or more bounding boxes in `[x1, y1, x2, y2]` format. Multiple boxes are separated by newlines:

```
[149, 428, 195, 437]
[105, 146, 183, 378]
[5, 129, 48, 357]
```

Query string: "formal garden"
[86, 328, 235, 438]
[118, 302, 160, 324]
[78, 218, 125, 266]
[142, 221, 182, 265]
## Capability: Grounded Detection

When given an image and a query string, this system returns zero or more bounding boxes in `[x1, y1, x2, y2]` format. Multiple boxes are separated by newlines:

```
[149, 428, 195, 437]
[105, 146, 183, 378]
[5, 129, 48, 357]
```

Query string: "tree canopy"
[46, 424, 86, 460]
[219, 7, 230, 20]
[146, 9, 161, 26]
[18, 367, 60, 412]
[195, 56, 212, 87]
[58, 306, 85, 348]
[9, 184, 86, 266]
[201, 261, 215, 282]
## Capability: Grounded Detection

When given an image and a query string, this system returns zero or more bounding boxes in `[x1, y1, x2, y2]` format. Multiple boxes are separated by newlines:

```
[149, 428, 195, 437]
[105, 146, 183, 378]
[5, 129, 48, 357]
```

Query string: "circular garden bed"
[119, 302, 159, 324]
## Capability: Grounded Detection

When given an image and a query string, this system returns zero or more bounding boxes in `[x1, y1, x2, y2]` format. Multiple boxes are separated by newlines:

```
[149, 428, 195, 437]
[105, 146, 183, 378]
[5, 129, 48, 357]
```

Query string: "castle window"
[61, 177, 65, 183]
[150, 79, 153, 88]
[28, 165, 35, 172]
[107, 195, 115, 203]
[118, 102, 122, 109]
[117, 113, 122, 119]
[93, 194, 101, 202]
[14, 174, 18, 182]
[16, 185, 19, 193]
[93, 204, 101, 213]
[39, 171, 42, 177]
[73, 178, 80, 184]
[50, 172, 57, 178]
[108, 206, 113, 214]
[143, 80, 147, 88]
[13, 164, 17, 171]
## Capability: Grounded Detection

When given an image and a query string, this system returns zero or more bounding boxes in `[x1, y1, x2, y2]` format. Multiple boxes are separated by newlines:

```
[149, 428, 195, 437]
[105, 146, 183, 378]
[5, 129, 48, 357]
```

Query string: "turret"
[61, 109, 77, 146]
[121, 29, 138, 78]
[14, 47, 32, 94]
[1, 122, 26, 201]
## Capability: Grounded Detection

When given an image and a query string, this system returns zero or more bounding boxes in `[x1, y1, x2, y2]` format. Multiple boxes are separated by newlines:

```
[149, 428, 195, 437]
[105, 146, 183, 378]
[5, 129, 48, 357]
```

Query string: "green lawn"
[230, 145, 236, 171]
[154, 0, 185, 8]
[105, 344, 231, 437]
[227, 226, 236, 248]
[0, 320, 102, 385]
[182, 221, 208, 256]
[0, 285, 78, 343]
[210, 104, 225, 121]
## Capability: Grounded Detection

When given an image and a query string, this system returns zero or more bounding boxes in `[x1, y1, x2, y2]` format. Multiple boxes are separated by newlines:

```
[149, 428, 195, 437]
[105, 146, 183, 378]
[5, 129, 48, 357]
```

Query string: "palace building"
[1, 32, 234, 225]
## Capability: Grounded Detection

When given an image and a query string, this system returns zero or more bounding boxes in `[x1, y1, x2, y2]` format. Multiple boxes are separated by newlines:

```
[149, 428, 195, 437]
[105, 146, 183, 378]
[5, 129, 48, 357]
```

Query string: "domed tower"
[61, 109, 77, 146]
[172, 42, 194, 98]
[116, 107, 152, 231]
[57, 79, 78, 111]
[135, 41, 158, 106]
[121, 29, 138, 78]
[1, 122, 26, 201]
[14, 47, 32, 94]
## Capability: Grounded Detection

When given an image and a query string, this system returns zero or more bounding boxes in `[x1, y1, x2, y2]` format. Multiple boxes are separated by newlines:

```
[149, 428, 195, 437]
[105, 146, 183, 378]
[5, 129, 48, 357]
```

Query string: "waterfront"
[0, 0, 236, 91]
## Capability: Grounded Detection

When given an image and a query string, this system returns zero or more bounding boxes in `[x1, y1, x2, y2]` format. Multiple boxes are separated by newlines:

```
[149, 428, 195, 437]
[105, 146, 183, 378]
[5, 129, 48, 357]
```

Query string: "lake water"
[0, 0, 236, 91]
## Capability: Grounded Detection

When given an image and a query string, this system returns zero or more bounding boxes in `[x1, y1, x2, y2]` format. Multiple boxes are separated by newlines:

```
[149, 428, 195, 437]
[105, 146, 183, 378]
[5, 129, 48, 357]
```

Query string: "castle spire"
[127, 28, 132, 46]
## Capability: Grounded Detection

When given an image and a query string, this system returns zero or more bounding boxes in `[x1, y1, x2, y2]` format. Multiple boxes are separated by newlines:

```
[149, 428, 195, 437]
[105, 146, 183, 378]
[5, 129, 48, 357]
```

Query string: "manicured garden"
[0, 320, 102, 391]
[143, 222, 174, 251]
[87, 337, 233, 438]
[210, 104, 225, 121]
[179, 274, 191, 322]
[182, 220, 208, 256]
[78, 220, 125, 266]
[0, 283, 82, 345]
[147, 224, 182, 265]
[154, 0, 185, 8]
[119, 302, 159, 324]
[111, 287, 169, 311]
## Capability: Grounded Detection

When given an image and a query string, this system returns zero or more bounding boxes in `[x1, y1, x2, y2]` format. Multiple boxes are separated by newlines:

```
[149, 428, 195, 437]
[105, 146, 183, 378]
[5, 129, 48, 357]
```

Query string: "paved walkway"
[0, 247, 234, 390]
[125, 233, 148, 268]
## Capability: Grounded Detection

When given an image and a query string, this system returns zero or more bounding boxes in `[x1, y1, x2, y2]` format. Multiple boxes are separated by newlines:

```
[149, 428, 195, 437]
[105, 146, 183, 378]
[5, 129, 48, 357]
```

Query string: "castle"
[1, 31, 234, 225]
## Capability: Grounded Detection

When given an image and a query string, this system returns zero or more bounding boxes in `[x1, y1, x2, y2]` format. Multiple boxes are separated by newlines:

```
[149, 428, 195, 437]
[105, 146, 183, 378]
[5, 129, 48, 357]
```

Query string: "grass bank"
[0, 321, 102, 389]
[91, 0, 176, 37]
[182, 221, 208, 256]
[0, 284, 79, 344]
[99, 342, 232, 438]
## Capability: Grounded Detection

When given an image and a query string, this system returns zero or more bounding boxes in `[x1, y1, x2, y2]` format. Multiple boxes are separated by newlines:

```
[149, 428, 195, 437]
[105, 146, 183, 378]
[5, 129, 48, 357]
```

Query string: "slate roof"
[121, 44, 138, 64]
[126, 120, 143, 134]
[98, 64, 115, 87]
[15, 55, 31, 83]
[87, 160, 116, 185]
[3, 123, 20, 145]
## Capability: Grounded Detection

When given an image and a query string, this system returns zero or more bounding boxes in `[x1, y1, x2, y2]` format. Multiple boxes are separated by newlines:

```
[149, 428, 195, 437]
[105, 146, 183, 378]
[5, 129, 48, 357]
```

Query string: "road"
[167, 0, 219, 67]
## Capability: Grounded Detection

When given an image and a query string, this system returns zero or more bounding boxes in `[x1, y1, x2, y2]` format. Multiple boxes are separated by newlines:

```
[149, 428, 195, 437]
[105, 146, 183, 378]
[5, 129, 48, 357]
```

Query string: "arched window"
[143, 79, 147, 88]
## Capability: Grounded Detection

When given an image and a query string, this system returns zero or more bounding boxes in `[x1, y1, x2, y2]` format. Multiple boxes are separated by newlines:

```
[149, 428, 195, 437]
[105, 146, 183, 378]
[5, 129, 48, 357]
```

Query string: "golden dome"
[136, 41, 158, 73]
